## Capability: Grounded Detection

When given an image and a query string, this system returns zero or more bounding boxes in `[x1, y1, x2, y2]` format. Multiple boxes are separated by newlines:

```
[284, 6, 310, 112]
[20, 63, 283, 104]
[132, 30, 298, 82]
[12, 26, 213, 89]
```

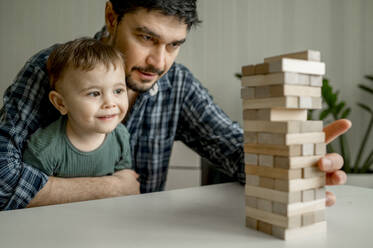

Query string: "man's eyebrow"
[136, 26, 161, 39]
[135, 26, 186, 45]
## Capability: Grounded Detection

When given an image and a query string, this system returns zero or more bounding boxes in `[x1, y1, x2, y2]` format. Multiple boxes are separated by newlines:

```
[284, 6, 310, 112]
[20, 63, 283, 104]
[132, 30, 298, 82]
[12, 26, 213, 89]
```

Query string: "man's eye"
[87, 91, 100, 97]
[142, 35, 152, 41]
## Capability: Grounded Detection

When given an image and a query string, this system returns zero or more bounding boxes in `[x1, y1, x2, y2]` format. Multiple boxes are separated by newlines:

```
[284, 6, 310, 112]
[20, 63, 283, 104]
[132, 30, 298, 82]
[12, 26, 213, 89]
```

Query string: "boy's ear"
[49, 90, 68, 115]
[105, 1, 119, 37]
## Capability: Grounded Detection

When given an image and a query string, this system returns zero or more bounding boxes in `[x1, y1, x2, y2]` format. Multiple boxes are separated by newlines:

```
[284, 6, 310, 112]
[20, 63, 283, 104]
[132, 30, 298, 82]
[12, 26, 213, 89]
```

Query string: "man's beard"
[126, 66, 164, 93]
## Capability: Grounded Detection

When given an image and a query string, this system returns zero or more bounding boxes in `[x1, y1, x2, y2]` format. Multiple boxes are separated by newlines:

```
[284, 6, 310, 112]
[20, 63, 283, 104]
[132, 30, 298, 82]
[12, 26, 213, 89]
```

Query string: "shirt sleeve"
[0, 62, 51, 210]
[114, 125, 132, 171]
[174, 67, 245, 183]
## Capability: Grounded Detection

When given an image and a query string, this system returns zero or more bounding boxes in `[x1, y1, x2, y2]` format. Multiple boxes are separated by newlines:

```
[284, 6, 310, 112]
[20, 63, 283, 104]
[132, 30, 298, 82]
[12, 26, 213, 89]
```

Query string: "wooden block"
[259, 154, 274, 167]
[274, 176, 326, 192]
[302, 143, 315, 155]
[302, 210, 325, 226]
[245, 196, 257, 208]
[242, 96, 298, 109]
[244, 132, 257, 144]
[270, 85, 321, 97]
[241, 72, 310, 87]
[303, 167, 324, 178]
[299, 96, 312, 108]
[245, 185, 302, 204]
[257, 199, 272, 212]
[268, 58, 326, 76]
[255, 86, 271, 98]
[258, 221, 272, 235]
[244, 153, 258, 165]
[245, 174, 260, 186]
[245, 165, 302, 180]
[312, 97, 322, 109]
[274, 155, 322, 169]
[314, 143, 326, 155]
[245, 165, 257, 175]
[257, 109, 307, 121]
[242, 109, 257, 120]
[257, 132, 325, 146]
[310, 75, 323, 86]
[287, 132, 325, 145]
[246, 206, 302, 228]
[315, 187, 326, 200]
[300, 121, 323, 132]
[302, 189, 315, 202]
[258, 133, 285, 145]
[259, 177, 275, 189]
[272, 221, 327, 240]
[240, 87, 255, 99]
[244, 120, 301, 134]
[244, 143, 302, 156]
[255, 63, 269, 74]
[264, 50, 321, 63]
[245, 216, 258, 229]
[242, 96, 321, 110]
[272, 199, 325, 216]
[241, 64, 255, 76]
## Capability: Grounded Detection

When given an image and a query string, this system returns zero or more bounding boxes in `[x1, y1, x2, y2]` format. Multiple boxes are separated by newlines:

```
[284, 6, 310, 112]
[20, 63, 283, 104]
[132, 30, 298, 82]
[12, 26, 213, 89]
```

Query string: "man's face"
[58, 61, 128, 135]
[109, 9, 188, 92]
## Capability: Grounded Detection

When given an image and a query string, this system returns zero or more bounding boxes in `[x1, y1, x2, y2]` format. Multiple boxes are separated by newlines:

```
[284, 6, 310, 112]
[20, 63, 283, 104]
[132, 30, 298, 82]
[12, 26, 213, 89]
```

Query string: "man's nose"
[146, 45, 166, 70]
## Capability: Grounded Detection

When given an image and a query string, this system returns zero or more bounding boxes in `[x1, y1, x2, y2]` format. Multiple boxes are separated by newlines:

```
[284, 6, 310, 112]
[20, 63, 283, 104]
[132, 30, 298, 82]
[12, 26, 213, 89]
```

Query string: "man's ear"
[105, 1, 119, 37]
[49, 90, 68, 115]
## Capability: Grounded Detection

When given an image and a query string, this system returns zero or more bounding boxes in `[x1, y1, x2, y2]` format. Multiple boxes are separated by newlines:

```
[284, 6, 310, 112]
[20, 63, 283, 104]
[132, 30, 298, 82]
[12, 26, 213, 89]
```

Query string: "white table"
[0, 183, 372, 248]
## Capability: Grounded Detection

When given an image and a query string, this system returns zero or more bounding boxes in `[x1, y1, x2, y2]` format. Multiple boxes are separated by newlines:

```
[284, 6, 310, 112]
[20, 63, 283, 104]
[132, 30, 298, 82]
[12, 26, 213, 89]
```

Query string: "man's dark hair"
[109, 0, 201, 30]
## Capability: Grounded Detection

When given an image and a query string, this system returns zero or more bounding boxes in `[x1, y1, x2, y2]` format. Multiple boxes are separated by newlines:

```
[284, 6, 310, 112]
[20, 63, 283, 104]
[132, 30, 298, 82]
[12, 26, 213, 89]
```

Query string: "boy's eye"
[87, 91, 100, 97]
[114, 88, 124, 94]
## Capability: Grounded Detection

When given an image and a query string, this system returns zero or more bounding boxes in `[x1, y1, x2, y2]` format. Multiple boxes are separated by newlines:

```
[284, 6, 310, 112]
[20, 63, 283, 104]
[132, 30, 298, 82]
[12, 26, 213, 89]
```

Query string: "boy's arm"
[114, 125, 132, 171]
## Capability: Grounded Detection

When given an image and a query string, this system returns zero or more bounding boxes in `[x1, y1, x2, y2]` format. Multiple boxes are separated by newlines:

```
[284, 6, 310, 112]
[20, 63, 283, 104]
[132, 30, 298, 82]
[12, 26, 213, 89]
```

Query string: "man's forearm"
[27, 169, 140, 208]
[27, 176, 116, 207]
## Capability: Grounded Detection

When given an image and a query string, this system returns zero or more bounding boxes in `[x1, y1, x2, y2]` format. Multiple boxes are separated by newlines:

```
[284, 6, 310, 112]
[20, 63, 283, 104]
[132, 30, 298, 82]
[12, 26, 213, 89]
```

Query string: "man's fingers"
[318, 153, 344, 172]
[326, 191, 336, 207]
[323, 119, 352, 144]
[326, 170, 347, 185]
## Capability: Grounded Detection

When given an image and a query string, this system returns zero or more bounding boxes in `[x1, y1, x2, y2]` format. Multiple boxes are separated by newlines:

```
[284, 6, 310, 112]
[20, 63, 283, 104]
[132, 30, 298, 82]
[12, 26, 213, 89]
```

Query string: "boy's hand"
[112, 169, 140, 196]
[318, 119, 352, 206]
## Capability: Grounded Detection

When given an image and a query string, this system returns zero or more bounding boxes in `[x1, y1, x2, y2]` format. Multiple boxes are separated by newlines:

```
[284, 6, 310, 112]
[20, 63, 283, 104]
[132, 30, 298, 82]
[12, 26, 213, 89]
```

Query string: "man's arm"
[28, 169, 140, 207]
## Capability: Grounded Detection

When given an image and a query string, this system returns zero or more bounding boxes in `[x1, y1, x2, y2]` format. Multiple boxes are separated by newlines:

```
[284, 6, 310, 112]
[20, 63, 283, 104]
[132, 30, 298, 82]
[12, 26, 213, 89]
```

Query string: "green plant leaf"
[319, 109, 332, 120]
[357, 103, 373, 114]
[358, 84, 373, 95]
[335, 102, 346, 116]
[341, 108, 351, 118]
[235, 73, 242, 79]
[365, 75, 373, 82]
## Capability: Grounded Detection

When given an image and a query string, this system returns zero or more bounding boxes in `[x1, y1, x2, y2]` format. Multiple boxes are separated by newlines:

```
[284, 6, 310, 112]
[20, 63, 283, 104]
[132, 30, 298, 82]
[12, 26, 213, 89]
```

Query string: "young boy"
[23, 38, 132, 177]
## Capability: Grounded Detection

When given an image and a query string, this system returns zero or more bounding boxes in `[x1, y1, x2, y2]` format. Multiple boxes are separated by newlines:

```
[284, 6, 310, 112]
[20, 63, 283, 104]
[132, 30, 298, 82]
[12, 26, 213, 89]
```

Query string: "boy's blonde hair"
[46, 38, 125, 90]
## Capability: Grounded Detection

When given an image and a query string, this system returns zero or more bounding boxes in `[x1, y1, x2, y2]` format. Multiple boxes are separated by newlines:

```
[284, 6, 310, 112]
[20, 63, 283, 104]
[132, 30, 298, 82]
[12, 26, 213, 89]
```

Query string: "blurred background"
[1, 0, 372, 189]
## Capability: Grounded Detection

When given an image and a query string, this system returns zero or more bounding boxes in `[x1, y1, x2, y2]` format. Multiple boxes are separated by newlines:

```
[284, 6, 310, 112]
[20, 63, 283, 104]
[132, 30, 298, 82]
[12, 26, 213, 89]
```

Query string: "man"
[0, 0, 350, 210]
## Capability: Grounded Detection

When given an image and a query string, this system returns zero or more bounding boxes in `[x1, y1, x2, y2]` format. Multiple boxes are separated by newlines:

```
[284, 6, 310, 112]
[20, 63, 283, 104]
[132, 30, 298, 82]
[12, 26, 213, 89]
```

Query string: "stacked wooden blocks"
[241, 50, 327, 240]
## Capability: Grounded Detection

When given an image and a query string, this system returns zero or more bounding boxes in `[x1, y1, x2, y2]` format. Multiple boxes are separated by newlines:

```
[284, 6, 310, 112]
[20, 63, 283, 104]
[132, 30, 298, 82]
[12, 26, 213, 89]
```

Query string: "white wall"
[1, 0, 373, 161]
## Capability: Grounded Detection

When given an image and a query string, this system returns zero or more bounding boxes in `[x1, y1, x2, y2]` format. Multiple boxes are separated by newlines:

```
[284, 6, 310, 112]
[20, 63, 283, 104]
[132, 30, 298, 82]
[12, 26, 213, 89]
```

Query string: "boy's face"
[106, 8, 188, 92]
[56, 61, 128, 135]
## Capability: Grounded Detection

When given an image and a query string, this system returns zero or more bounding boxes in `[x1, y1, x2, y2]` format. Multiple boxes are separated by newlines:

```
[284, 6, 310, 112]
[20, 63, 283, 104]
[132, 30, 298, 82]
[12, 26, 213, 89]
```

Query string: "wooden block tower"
[241, 50, 327, 240]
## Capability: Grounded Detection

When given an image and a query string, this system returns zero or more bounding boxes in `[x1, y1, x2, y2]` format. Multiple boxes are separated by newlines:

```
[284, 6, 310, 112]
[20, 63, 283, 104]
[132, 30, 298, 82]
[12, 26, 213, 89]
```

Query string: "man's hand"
[112, 169, 140, 196]
[318, 119, 352, 207]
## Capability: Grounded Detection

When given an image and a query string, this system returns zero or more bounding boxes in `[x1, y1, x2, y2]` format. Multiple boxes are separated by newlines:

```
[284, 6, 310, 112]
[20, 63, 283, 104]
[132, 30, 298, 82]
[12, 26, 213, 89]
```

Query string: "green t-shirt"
[23, 116, 132, 177]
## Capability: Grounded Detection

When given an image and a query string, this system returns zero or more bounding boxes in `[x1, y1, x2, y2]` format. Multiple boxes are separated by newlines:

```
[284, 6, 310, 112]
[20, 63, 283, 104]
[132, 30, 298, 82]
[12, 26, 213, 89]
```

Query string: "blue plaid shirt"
[0, 30, 245, 210]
